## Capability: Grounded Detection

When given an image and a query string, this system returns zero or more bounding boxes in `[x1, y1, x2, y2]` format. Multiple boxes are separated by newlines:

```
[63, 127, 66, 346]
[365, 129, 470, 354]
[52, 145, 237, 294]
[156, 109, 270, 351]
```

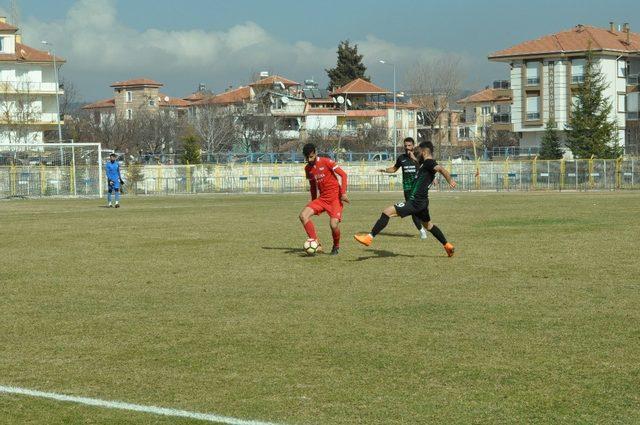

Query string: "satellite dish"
[336, 96, 345, 104]
[281, 96, 289, 104]
[164, 96, 170, 102]
[346, 99, 352, 107]
[277, 81, 286, 90]
[332, 97, 338, 104]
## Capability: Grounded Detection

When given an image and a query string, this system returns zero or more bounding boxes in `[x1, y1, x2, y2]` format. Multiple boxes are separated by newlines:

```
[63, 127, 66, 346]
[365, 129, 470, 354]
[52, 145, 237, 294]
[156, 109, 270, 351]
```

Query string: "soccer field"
[1, 192, 639, 424]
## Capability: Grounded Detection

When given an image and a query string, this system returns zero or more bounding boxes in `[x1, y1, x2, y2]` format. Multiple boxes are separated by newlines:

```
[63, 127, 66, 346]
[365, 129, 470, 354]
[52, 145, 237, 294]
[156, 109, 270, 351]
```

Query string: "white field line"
[0, 385, 284, 425]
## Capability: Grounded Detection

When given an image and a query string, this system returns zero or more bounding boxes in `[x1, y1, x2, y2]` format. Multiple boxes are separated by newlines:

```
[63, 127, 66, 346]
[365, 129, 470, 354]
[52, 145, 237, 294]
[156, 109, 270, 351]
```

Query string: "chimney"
[610, 22, 615, 32]
[15, 34, 21, 44]
[0, 17, 6, 23]
[623, 23, 630, 33]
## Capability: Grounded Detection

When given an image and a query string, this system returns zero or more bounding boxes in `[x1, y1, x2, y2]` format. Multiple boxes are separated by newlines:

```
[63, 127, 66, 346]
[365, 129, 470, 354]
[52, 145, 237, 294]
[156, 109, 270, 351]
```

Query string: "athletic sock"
[115, 191, 121, 202]
[412, 215, 423, 231]
[332, 227, 341, 248]
[429, 225, 448, 245]
[371, 213, 390, 237]
[303, 220, 318, 240]
[107, 192, 112, 203]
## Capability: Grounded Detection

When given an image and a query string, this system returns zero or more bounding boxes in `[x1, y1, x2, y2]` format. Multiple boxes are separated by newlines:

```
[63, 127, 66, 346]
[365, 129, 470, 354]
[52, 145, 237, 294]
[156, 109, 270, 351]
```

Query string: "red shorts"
[307, 197, 344, 221]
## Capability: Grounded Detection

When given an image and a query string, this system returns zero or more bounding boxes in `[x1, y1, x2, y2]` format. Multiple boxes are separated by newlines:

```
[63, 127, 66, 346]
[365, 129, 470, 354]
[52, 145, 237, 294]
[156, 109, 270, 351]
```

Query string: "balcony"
[526, 78, 540, 86]
[627, 112, 639, 121]
[492, 113, 512, 131]
[0, 81, 63, 94]
[627, 74, 639, 86]
[526, 112, 541, 121]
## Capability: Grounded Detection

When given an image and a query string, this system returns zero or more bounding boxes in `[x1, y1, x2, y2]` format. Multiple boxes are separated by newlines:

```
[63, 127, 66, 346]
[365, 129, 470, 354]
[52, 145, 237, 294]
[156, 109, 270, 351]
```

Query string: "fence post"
[532, 156, 538, 190]
[615, 157, 622, 190]
[475, 159, 480, 190]
[186, 162, 192, 193]
[69, 165, 76, 196]
[10, 163, 16, 196]
[503, 157, 509, 191]
[560, 158, 565, 191]
[40, 163, 46, 195]
[588, 155, 595, 190]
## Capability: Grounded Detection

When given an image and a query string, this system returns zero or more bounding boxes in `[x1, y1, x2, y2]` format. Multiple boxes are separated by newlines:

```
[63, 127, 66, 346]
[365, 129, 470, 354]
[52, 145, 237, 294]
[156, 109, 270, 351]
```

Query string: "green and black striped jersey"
[394, 154, 419, 191]
[409, 159, 438, 202]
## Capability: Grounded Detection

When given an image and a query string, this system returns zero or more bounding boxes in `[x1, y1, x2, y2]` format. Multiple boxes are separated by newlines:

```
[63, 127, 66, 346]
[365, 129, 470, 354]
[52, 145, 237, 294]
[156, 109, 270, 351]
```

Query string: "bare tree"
[0, 82, 40, 145]
[191, 104, 236, 159]
[407, 56, 465, 151]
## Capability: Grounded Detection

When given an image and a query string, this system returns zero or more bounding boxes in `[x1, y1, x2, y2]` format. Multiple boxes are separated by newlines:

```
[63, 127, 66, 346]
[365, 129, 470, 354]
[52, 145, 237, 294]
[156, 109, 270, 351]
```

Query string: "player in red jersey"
[299, 143, 349, 255]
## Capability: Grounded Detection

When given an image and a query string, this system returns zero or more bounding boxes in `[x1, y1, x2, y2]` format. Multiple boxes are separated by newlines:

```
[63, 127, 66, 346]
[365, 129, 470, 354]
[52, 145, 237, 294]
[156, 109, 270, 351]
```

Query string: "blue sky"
[6, 0, 639, 101]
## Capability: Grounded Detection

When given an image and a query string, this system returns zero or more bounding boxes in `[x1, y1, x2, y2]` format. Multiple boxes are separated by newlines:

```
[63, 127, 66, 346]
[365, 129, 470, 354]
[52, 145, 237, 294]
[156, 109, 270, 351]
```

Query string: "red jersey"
[305, 157, 347, 201]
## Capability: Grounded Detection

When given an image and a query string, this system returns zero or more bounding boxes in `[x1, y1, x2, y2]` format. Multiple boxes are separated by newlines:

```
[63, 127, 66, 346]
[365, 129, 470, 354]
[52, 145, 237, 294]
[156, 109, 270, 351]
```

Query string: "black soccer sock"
[411, 215, 423, 231]
[371, 213, 390, 237]
[429, 225, 448, 245]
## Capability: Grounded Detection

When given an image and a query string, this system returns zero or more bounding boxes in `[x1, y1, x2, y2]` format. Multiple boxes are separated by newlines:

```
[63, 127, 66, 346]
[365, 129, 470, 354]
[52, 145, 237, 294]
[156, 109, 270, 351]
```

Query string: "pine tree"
[565, 50, 620, 158]
[325, 40, 369, 90]
[539, 119, 564, 159]
[181, 134, 202, 164]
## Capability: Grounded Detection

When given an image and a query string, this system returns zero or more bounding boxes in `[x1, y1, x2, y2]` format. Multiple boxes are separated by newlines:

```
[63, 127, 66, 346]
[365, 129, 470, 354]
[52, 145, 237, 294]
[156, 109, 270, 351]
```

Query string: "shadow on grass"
[379, 232, 415, 238]
[353, 249, 416, 262]
[262, 246, 310, 258]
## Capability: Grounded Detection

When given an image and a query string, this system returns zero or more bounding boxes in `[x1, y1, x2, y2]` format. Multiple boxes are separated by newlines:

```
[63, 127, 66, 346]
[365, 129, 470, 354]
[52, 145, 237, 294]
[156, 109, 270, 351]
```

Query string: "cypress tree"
[539, 119, 564, 159]
[326, 40, 369, 90]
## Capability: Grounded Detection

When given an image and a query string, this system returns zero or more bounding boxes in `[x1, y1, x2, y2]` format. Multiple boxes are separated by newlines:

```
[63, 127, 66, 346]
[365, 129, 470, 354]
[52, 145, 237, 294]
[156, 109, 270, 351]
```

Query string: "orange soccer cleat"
[444, 242, 455, 257]
[354, 234, 373, 247]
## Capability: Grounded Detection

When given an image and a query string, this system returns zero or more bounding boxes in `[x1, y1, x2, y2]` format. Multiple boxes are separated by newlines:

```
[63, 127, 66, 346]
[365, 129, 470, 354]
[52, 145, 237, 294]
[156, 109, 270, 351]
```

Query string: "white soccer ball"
[303, 238, 319, 255]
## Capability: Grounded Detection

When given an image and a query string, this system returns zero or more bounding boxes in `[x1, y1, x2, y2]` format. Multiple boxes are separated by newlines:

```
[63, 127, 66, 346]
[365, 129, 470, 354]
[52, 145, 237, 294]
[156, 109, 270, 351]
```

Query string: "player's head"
[415, 141, 434, 162]
[403, 137, 415, 154]
[302, 143, 317, 164]
[109, 153, 117, 163]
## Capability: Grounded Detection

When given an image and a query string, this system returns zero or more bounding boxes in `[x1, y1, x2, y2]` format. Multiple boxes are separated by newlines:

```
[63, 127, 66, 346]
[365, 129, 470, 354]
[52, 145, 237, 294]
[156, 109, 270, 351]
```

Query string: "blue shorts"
[108, 180, 121, 191]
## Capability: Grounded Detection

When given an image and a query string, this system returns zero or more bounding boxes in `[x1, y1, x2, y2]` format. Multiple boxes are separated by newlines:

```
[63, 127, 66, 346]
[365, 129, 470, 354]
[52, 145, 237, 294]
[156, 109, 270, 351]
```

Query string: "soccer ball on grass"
[303, 239, 319, 256]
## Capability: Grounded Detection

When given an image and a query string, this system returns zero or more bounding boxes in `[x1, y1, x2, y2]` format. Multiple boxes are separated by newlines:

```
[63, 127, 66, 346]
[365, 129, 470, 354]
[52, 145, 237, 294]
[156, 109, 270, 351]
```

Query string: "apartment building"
[457, 81, 513, 143]
[489, 23, 640, 154]
[0, 17, 65, 145]
[83, 78, 190, 124]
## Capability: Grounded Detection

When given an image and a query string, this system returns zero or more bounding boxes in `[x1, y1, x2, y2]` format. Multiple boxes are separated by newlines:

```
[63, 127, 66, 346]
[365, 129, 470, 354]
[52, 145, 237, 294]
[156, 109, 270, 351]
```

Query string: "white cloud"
[17, 0, 455, 100]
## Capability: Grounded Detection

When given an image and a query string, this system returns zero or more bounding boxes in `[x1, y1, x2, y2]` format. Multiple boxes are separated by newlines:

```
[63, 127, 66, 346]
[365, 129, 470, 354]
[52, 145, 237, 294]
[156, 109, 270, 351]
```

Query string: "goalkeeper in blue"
[105, 153, 124, 208]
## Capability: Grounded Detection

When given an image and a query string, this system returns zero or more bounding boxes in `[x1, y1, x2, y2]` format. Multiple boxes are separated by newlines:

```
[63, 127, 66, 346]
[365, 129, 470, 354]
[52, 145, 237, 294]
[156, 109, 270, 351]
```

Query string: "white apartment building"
[0, 18, 64, 145]
[489, 23, 640, 154]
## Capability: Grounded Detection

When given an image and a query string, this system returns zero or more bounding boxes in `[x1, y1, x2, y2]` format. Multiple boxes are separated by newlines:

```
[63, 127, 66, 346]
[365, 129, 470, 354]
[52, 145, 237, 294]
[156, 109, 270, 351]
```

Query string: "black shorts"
[394, 200, 430, 222]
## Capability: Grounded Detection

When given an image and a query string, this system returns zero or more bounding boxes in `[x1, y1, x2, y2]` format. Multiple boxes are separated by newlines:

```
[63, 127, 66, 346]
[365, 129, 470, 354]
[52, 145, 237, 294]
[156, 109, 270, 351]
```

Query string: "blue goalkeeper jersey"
[105, 161, 120, 182]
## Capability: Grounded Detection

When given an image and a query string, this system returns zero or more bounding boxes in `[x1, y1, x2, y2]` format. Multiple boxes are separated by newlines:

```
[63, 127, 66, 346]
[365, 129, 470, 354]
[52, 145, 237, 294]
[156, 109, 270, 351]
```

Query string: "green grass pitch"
[1, 192, 639, 424]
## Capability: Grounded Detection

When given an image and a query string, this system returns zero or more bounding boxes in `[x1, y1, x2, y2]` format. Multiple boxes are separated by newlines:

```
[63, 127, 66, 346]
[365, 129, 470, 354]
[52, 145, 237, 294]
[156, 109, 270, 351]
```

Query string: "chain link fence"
[1, 159, 639, 198]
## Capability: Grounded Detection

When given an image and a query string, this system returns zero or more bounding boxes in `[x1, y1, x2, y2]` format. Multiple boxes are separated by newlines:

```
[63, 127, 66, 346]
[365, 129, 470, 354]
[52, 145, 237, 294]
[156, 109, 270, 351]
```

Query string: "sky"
[4, 0, 639, 101]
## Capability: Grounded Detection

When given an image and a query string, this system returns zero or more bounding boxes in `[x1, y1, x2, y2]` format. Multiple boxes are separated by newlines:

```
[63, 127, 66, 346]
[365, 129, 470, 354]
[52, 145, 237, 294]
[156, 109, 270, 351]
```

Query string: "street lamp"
[41, 40, 62, 142]
[379, 59, 397, 160]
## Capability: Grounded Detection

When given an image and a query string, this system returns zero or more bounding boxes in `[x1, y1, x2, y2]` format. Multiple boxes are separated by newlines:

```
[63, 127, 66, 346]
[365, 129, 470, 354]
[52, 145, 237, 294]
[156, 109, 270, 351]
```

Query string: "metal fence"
[1, 159, 639, 198]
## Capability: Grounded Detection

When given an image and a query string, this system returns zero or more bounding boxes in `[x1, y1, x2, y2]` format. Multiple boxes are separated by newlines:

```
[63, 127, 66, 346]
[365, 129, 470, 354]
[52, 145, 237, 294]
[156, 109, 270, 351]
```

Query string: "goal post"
[0, 142, 103, 198]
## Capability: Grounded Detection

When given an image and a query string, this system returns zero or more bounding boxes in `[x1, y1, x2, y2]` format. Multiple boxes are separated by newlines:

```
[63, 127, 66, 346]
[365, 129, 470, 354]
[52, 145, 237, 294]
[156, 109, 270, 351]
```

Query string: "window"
[618, 60, 628, 78]
[481, 106, 491, 115]
[0, 37, 4, 52]
[572, 96, 580, 110]
[618, 94, 626, 113]
[125, 109, 133, 120]
[526, 62, 540, 85]
[571, 59, 585, 84]
[149, 100, 156, 107]
[126, 91, 133, 103]
[345, 119, 356, 130]
[396, 110, 402, 120]
[526, 95, 540, 120]
[408, 111, 414, 120]
[458, 127, 470, 139]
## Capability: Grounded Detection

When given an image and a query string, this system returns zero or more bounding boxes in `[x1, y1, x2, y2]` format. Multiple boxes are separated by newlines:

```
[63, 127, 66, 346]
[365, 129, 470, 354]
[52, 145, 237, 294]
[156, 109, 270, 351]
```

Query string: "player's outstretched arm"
[435, 165, 457, 189]
[378, 165, 398, 173]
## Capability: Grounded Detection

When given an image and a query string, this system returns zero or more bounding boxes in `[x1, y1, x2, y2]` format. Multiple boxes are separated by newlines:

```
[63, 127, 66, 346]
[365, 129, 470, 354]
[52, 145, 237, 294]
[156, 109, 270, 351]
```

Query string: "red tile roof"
[457, 88, 512, 104]
[195, 86, 253, 106]
[0, 42, 65, 63]
[82, 98, 116, 110]
[249, 75, 300, 88]
[111, 78, 163, 88]
[332, 78, 389, 95]
[0, 21, 18, 32]
[158, 93, 191, 108]
[490, 25, 640, 59]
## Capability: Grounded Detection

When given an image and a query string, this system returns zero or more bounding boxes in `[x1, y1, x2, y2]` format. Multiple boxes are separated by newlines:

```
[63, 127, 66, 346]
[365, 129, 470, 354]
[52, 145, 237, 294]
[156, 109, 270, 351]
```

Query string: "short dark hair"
[109, 153, 117, 158]
[418, 141, 434, 154]
[403, 137, 415, 145]
[302, 143, 316, 158]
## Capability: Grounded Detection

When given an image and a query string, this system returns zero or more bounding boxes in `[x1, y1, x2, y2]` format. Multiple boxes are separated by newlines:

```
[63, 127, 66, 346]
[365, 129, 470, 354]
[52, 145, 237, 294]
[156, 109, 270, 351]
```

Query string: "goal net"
[0, 143, 103, 198]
